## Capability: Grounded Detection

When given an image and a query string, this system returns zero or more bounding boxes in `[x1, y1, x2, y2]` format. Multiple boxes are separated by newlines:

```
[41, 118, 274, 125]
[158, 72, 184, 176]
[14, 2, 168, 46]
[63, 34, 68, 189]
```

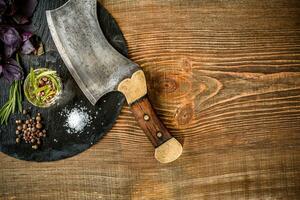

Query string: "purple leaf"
[4, 45, 16, 58]
[20, 32, 35, 54]
[21, 31, 33, 42]
[0, 27, 21, 46]
[2, 58, 23, 83]
[0, 64, 3, 75]
[0, 27, 21, 58]
[21, 39, 35, 54]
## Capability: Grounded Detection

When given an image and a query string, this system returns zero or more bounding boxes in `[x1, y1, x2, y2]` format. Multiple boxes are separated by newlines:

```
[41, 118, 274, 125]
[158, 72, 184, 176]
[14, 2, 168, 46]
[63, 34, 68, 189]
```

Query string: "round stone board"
[0, 0, 127, 161]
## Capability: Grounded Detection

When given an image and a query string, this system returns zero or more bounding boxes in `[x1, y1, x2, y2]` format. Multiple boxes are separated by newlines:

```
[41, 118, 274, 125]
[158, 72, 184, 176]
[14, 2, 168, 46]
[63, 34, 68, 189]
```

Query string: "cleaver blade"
[46, 0, 182, 163]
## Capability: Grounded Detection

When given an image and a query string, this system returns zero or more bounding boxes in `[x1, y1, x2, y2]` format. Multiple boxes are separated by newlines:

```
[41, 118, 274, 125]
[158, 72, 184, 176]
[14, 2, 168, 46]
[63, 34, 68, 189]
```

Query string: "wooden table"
[1, 0, 300, 199]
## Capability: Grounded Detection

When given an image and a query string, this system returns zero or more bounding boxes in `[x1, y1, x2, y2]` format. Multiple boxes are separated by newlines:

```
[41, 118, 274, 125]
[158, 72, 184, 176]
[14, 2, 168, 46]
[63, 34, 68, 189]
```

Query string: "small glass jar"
[24, 68, 62, 108]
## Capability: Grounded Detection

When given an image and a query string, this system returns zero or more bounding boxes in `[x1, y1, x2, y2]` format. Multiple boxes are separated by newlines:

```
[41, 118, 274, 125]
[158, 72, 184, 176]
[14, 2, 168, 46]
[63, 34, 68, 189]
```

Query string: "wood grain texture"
[1, 0, 300, 199]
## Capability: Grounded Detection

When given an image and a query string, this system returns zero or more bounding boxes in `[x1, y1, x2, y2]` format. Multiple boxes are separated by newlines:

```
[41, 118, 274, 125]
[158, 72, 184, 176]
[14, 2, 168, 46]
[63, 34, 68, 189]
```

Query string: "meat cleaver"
[46, 0, 182, 163]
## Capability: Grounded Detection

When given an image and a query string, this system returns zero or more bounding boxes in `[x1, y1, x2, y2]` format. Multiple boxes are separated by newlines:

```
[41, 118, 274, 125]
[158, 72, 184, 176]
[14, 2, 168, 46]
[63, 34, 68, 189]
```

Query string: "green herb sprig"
[0, 55, 23, 125]
[0, 79, 23, 125]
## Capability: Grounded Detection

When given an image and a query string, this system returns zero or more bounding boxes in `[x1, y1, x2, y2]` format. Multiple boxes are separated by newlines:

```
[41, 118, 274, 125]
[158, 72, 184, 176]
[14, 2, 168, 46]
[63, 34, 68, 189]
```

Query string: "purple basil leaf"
[0, 27, 21, 58]
[21, 31, 32, 42]
[0, 64, 3, 75]
[21, 39, 35, 54]
[0, 27, 21, 46]
[4, 45, 16, 58]
[2, 58, 23, 83]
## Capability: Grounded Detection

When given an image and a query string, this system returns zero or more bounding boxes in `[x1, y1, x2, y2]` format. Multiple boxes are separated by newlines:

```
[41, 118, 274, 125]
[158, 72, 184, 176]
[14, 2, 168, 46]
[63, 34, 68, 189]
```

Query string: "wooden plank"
[1, 0, 300, 199]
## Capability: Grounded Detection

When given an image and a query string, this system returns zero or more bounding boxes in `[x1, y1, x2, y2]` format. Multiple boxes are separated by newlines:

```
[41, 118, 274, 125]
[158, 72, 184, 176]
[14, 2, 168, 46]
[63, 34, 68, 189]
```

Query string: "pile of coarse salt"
[60, 106, 94, 134]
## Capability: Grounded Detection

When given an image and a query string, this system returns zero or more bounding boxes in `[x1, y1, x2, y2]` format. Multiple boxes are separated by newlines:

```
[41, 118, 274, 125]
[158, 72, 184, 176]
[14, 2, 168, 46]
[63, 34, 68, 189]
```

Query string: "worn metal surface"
[46, 0, 139, 105]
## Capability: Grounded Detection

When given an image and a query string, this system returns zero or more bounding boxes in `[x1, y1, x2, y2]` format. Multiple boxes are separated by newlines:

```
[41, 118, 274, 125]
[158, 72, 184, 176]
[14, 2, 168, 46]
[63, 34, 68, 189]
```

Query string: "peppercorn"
[36, 123, 42, 129]
[15, 111, 48, 148]
[36, 116, 41, 121]
[22, 124, 27, 129]
[22, 109, 27, 115]
[42, 77, 48, 82]
[39, 79, 45, 86]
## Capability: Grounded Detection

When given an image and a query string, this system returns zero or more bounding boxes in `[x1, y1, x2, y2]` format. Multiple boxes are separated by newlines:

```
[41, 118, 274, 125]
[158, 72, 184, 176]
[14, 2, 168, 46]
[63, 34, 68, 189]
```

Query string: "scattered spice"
[15, 111, 47, 149]
[22, 109, 27, 115]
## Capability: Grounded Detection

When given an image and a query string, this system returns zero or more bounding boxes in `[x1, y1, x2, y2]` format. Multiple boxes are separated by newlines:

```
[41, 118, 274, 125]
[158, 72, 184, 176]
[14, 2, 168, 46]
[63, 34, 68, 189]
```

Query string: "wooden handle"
[117, 70, 182, 163]
[130, 96, 182, 163]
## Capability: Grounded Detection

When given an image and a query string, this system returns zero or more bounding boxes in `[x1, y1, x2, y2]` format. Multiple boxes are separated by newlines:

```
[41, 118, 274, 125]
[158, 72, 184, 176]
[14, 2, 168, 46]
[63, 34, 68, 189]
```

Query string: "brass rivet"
[144, 114, 150, 121]
[157, 132, 162, 138]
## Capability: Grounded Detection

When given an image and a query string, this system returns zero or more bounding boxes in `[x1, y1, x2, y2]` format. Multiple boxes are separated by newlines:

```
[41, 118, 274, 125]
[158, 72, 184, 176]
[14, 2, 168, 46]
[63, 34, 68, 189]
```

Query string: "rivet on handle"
[156, 132, 162, 138]
[143, 114, 150, 121]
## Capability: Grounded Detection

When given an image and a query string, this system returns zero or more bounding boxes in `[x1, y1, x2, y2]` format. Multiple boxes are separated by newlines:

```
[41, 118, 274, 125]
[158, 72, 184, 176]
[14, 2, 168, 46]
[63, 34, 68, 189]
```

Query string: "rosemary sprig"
[0, 80, 23, 125]
[0, 55, 23, 125]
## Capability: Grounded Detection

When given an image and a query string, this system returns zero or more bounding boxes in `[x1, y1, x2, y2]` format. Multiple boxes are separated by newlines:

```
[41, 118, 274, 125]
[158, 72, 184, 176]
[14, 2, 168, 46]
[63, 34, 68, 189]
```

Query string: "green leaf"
[36, 70, 56, 79]
[34, 85, 50, 94]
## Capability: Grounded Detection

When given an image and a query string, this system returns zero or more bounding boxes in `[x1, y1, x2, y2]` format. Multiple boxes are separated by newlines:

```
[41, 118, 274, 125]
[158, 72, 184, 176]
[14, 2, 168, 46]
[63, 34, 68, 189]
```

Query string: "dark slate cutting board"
[0, 0, 127, 161]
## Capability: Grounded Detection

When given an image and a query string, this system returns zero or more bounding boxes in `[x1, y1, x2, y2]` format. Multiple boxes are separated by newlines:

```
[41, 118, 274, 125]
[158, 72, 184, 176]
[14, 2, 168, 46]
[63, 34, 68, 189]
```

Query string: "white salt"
[60, 106, 94, 134]
[66, 108, 89, 131]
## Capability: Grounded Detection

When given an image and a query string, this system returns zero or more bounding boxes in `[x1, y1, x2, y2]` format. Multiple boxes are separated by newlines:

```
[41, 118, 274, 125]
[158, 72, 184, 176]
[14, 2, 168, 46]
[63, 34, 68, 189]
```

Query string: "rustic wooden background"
[1, 0, 300, 199]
